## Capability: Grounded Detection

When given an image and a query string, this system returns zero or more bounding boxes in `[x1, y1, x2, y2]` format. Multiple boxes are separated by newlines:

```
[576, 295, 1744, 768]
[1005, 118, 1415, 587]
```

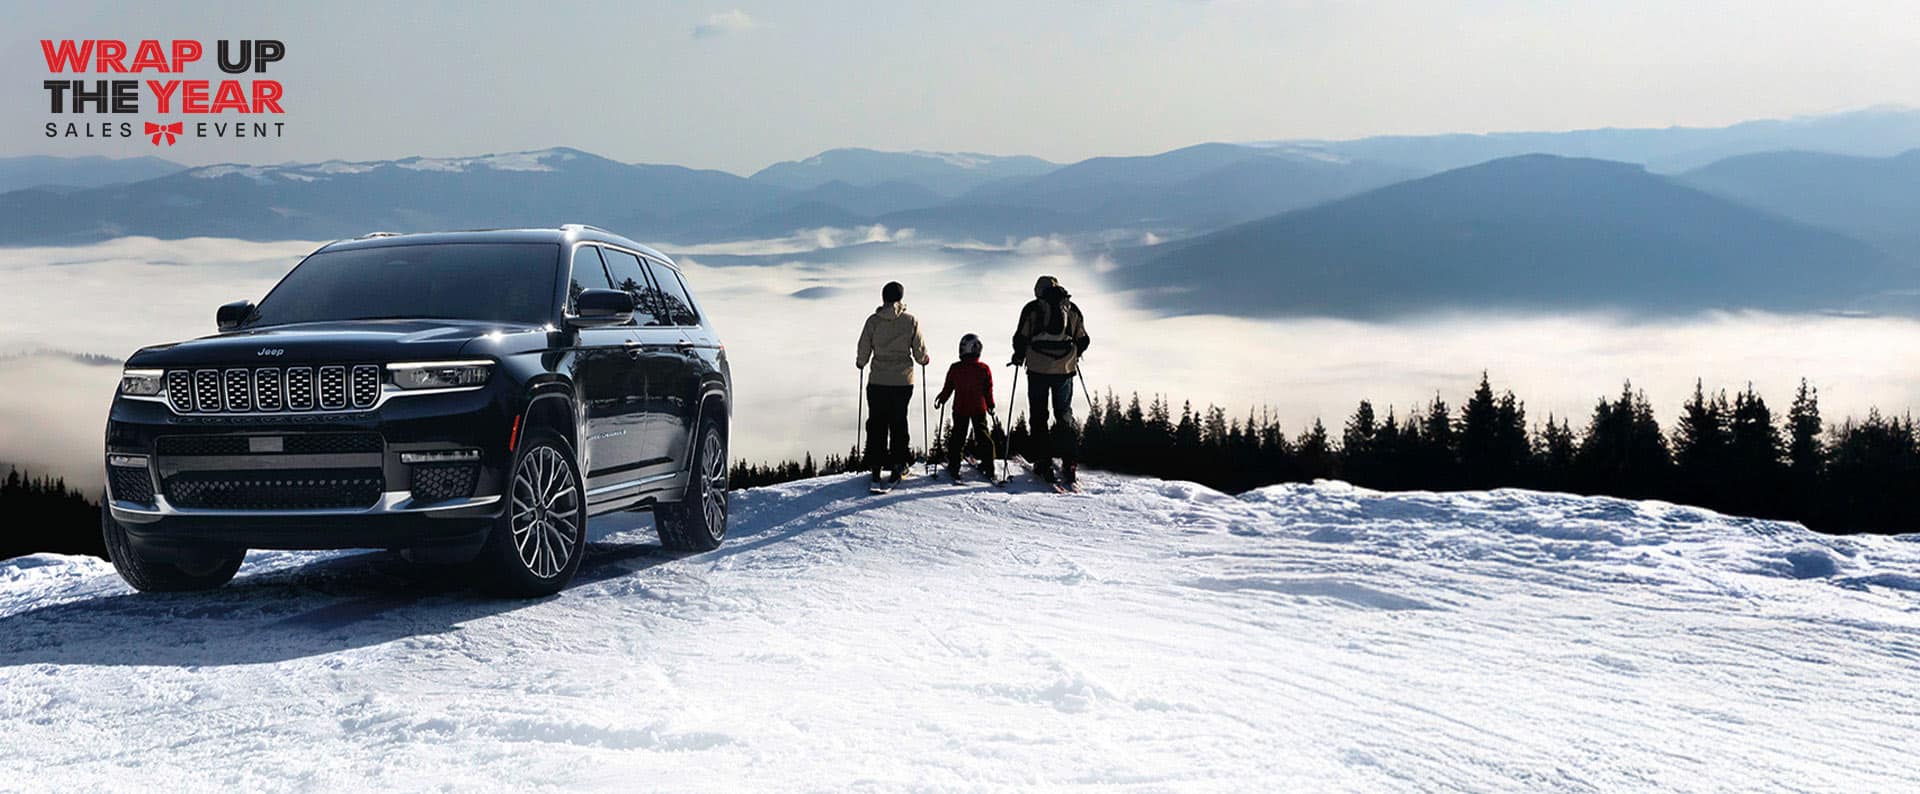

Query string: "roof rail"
[356, 231, 402, 239]
[560, 223, 612, 234]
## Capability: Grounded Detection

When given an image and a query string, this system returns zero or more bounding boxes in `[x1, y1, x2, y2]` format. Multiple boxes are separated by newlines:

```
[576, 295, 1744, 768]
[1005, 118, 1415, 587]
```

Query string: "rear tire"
[473, 430, 587, 597]
[100, 497, 244, 592]
[656, 417, 727, 552]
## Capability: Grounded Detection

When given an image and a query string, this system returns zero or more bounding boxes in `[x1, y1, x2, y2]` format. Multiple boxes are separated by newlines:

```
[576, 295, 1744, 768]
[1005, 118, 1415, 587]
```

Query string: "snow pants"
[946, 413, 996, 479]
[865, 383, 914, 472]
[1026, 371, 1077, 469]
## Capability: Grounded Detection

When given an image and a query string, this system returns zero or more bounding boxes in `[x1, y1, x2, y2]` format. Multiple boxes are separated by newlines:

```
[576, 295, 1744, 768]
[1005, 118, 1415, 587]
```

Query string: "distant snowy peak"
[189, 148, 592, 183]
[752, 148, 1060, 194]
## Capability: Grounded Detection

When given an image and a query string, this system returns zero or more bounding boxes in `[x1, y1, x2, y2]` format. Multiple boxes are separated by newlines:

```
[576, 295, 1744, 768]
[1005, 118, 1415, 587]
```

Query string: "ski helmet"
[958, 333, 983, 359]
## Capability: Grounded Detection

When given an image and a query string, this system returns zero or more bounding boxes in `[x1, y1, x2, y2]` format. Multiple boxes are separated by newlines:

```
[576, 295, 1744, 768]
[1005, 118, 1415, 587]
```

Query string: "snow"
[906, 150, 992, 169]
[4, 471, 1919, 790]
[186, 150, 573, 182]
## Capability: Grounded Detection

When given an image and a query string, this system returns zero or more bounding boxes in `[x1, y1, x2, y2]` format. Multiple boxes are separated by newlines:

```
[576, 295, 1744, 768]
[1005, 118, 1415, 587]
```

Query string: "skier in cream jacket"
[856, 281, 931, 484]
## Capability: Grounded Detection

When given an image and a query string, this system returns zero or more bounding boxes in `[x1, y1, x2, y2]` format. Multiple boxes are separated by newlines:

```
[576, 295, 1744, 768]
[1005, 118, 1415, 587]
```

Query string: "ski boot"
[1033, 461, 1057, 485]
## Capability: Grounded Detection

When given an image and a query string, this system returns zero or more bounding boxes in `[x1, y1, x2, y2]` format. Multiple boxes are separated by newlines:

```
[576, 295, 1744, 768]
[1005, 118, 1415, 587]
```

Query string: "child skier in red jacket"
[935, 333, 997, 483]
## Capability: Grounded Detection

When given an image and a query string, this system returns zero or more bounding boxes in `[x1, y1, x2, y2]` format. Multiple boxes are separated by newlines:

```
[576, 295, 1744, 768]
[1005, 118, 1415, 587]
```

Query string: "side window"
[643, 260, 699, 326]
[568, 245, 611, 313]
[600, 248, 665, 326]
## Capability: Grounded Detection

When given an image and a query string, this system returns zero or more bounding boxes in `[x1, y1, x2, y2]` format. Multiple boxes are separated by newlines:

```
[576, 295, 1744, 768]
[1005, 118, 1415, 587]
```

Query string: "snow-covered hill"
[4, 471, 1919, 790]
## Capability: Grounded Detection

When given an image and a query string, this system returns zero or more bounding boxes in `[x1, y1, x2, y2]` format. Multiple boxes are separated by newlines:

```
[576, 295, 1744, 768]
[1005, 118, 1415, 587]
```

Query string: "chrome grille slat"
[162, 364, 380, 414]
[351, 365, 380, 409]
[223, 369, 253, 412]
[165, 371, 194, 412]
[193, 370, 222, 412]
[318, 366, 347, 410]
[255, 368, 284, 411]
[287, 367, 314, 410]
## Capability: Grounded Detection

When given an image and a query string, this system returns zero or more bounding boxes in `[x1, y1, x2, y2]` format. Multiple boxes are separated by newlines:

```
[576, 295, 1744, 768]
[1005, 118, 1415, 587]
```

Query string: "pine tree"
[1575, 382, 1671, 499]
[1536, 415, 1577, 491]
[1419, 395, 1458, 489]
[1727, 384, 1784, 516]
[1174, 401, 1202, 450]
[1342, 400, 1378, 486]
[1010, 416, 1031, 461]
[1296, 418, 1335, 480]
[1494, 390, 1530, 485]
[1672, 380, 1732, 509]
[1786, 379, 1824, 519]
[1458, 374, 1500, 488]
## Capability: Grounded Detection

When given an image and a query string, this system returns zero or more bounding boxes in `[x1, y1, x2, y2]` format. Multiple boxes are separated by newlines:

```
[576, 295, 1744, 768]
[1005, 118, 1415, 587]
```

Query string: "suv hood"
[126, 319, 535, 368]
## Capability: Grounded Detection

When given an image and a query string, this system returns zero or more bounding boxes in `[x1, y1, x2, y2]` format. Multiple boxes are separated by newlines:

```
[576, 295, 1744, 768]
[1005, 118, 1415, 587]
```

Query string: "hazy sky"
[8, 0, 1920, 174]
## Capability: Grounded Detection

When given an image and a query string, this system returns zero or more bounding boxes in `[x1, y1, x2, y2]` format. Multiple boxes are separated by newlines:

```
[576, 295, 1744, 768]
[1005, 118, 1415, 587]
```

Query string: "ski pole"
[936, 400, 948, 474]
[921, 363, 931, 476]
[1075, 365, 1095, 415]
[1004, 365, 1020, 438]
[856, 366, 865, 468]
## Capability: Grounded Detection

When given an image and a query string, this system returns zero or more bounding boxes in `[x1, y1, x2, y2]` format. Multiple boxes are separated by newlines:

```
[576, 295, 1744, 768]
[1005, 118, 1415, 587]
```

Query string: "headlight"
[387, 360, 492, 390]
[119, 368, 165, 396]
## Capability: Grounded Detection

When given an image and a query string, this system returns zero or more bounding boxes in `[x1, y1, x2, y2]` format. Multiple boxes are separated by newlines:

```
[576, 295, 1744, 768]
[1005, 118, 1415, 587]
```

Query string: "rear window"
[252, 242, 560, 327]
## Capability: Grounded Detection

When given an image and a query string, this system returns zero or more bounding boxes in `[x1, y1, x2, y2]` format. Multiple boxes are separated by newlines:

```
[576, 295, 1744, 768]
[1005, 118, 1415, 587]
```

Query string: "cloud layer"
[6, 234, 1920, 493]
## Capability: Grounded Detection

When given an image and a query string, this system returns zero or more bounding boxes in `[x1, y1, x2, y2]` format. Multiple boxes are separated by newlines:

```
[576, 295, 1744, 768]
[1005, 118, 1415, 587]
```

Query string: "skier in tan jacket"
[856, 281, 931, 484]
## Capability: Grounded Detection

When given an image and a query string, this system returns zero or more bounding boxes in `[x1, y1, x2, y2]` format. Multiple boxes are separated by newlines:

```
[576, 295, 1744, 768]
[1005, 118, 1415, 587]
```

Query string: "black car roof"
[317, 227, 675, 266]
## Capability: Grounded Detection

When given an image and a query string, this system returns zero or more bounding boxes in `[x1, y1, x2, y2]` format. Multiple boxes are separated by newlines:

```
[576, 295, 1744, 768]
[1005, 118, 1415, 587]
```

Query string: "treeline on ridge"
[732, 374, 1917, 535]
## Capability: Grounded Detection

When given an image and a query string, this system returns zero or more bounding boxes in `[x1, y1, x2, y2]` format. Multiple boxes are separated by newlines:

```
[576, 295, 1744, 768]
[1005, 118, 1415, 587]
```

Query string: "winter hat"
[1033, 275, 1059, 299]
[882, 281, 904, 304]
[958, 333, 983, 359]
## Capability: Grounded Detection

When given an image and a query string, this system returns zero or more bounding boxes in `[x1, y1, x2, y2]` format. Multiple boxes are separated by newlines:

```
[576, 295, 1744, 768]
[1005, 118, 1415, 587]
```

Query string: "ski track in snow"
[3, 471, 1919, 791]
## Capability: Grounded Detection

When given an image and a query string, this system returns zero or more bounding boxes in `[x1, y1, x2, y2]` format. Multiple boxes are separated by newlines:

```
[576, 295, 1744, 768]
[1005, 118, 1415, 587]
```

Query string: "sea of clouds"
[5, 232, 1920, 492]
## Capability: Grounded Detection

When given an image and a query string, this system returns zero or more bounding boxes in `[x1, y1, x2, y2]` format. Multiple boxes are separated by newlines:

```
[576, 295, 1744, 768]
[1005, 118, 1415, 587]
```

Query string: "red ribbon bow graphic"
[144, 122, 183, 146]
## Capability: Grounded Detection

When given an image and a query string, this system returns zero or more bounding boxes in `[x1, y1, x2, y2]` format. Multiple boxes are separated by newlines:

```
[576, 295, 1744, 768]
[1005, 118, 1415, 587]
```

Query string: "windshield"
[250, 242, 559, 327]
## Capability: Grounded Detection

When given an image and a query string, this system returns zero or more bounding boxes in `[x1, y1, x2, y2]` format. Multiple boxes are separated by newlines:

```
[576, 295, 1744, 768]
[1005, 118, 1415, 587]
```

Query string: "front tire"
[100, 497, 244, 592]
[656, 417, 728, 552]
[474, 431, 587, 597]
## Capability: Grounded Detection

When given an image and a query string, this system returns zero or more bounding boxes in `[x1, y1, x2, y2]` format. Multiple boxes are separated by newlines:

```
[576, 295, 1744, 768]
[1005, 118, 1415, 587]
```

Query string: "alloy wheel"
[509, 445, 580, 578]
[701, 428, 727, 540]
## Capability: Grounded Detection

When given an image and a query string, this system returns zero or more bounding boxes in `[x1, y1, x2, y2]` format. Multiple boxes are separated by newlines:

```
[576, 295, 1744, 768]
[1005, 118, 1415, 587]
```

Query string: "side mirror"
[568, 289, 635, 328]
[216, 300, 255, 331]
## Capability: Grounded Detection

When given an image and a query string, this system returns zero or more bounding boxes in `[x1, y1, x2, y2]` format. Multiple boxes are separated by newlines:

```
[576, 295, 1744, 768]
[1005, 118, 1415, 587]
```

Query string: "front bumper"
[104, 380, 516, 551]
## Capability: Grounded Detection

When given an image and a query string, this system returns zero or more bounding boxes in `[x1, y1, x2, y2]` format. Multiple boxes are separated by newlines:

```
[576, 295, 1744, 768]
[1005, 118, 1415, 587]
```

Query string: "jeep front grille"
[163, 365, 381, 414]
[156, 433, 383, 456]
[163, 468, 385, 510]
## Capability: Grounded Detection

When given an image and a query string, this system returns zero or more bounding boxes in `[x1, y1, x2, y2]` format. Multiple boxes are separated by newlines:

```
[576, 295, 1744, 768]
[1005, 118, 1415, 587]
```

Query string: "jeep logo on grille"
[257, 348, 285, 357]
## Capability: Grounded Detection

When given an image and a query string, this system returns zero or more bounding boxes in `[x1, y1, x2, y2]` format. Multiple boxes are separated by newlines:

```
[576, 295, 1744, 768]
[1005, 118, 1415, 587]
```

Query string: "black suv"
[102, 226, 731, 596]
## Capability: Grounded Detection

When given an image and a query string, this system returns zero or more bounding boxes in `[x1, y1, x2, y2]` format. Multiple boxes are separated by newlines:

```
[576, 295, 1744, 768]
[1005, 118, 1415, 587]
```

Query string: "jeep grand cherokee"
[102, 226, 731, 596]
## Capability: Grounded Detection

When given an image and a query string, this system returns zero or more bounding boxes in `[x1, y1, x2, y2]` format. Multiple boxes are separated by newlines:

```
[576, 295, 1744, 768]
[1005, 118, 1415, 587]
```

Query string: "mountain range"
[1122, 155, 1910, 318]
[0, 155, 182, 194]
[4, 107, 1920, 318]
